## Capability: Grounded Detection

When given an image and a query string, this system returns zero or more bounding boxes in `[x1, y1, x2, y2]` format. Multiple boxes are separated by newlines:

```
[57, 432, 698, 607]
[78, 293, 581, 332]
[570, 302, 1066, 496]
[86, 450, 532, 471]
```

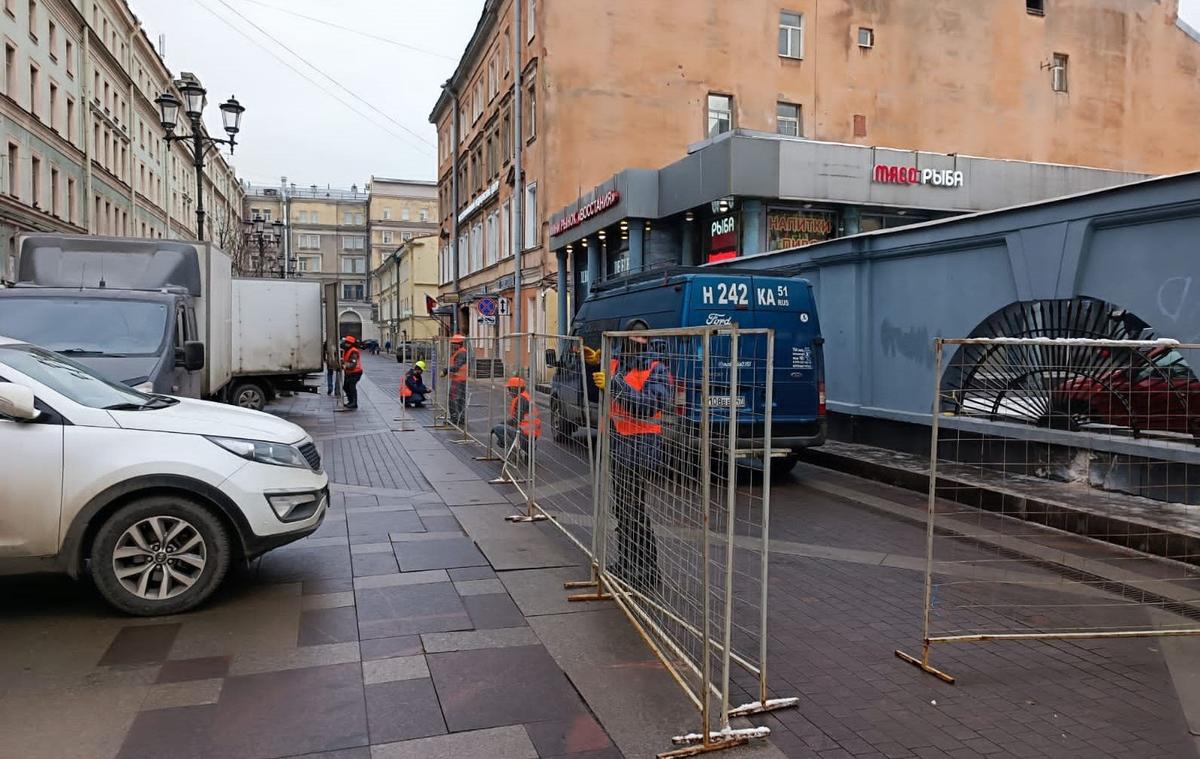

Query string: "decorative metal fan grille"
[941, 298, 1195, 431]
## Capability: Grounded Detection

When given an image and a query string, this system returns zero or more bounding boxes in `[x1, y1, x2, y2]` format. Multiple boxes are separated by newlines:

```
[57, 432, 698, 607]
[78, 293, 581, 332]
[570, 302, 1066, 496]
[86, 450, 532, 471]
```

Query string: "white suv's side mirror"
[0, 384, 41, 421]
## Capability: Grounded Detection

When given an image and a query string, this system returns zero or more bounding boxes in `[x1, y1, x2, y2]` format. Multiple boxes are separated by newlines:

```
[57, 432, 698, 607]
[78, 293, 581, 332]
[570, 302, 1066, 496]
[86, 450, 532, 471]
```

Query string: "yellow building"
[372, 234, 441, 351]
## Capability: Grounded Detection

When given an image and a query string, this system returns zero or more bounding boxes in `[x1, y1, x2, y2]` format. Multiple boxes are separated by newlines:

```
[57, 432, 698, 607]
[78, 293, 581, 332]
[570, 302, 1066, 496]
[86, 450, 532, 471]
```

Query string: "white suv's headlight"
[207, 436, 309, 468]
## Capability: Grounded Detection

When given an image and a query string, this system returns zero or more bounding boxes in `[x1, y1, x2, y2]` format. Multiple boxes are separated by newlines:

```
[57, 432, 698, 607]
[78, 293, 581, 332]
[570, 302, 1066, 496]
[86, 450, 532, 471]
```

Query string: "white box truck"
[0, 234, 332, 410]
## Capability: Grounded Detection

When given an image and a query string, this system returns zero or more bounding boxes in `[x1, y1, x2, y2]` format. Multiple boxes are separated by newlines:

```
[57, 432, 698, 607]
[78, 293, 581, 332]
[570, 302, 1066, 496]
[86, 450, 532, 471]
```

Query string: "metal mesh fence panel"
[898, 337, 1200, 684]
[596, 327, 790, 755]
[429, 336, 452, 428]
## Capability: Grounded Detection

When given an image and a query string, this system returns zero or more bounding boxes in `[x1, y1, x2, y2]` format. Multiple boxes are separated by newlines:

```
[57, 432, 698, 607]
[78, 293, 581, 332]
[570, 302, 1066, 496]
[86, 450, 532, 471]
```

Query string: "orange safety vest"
[609, 357, 663, 436]
[450, 346, 468, 382]
[509, 391, 542, 438]
[342, 346, 363, 375]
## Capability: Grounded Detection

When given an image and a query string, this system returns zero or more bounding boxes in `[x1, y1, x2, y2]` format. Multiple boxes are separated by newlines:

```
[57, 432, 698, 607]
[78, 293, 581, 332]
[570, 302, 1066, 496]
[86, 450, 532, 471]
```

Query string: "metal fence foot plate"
[895, 649, 956, 684]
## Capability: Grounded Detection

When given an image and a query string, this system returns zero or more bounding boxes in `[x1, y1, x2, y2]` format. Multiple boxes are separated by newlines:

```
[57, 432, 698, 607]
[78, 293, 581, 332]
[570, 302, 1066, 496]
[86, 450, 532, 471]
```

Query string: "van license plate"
[708, 395, 746, 408]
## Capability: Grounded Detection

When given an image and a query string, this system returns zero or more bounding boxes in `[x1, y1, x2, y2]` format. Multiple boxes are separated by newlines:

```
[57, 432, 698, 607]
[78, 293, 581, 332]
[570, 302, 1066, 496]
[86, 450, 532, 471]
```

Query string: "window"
[523, 181, 538, 248]
[30, 154, 39, 207]
[342, 235, 365, 250]
[526, 76, 536, 140]
[48, 81, 56, 130]
[354, 212, 363, 225]
[1052, 53, 1068, 92]
[470, 222, 482, 272]
[298, 233, 320, 249]
[343, 211, 352, 224]
[27, 0, 36, 40]
[400, 207, 409, 221]
[66, 176, 74, 222]
[457, 232, 467, 276]
[28, 64, 37, 118]
[340, 257, 366, 274]
[298, 210, 309, 223]
[3, 0, 11, 17]
[64, 38, 72, 76]
[6, 142, 16, 197]
[503, 30, 511, 75]
[527, 0, 535, 41]
[311, 210, 319, 223]
[342, 284, 364, 301]
[777, 102, 801, 137]
[419, 208, 428, 222]
[779, 12, 803, 58]
[382, 230, 393, 244]
[488, 57, 497, 100]
[49, 165, 57, 215]
[65, 96, 73, 142]
[1027, 0, 1045, 15]
[501, 111, 511, 161]
[402, 231, 413, 241]
[4, 44, 13, 96]
[707, 94, 732, 137]
[858, 27, 874, 48]
[47, 19, 56, 58]
[485, 211, 497, 266]
[383, 207, 391, 220]
[486, 135, 496, 178]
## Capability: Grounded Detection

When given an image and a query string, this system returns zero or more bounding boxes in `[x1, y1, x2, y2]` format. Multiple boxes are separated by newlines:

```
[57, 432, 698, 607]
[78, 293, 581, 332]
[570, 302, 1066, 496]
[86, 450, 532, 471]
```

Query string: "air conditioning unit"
[1051, 65, 1067, 92]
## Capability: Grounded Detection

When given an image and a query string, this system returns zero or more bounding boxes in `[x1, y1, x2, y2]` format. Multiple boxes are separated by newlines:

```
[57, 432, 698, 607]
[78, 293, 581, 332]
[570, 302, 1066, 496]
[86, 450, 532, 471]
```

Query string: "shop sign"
[458, 180, 499, 223]
[873, 165, 965, 188]
[550, 190, 621, 236]
[767, 209, 836, 250]
[707, 214, 738, 263]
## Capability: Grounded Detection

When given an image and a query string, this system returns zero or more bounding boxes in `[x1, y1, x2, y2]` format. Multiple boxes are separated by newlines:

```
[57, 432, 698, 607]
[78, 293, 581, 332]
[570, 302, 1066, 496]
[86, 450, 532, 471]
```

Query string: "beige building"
[433, 0, 1200, 330]
[0, 0, 243, 281]
[371, 234, 440, 351]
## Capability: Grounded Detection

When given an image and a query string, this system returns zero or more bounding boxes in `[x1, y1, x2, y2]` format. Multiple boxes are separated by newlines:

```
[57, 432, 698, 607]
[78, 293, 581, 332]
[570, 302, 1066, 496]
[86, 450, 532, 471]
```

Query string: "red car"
[1050, 346, 1200, 435]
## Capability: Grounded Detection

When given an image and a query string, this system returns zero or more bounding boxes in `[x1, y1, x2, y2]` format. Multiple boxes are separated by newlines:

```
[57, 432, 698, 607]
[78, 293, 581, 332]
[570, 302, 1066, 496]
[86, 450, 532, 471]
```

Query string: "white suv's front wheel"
[90, 496, 232, 616]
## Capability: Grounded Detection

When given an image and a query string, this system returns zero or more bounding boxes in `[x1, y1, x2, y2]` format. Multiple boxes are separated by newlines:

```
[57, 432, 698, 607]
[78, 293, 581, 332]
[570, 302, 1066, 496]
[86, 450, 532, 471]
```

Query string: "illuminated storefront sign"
[550, 190, 621, 236]
[873, 164, 965, 188]
[767, 209, 837, 250]
[707, 214, 738, 263]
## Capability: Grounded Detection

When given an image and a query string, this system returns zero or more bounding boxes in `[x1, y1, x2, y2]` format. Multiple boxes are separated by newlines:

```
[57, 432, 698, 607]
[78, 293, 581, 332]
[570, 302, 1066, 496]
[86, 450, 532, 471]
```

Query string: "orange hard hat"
[506, 376, 526, 389]
[343, 335, 357, 344]
[450, 334, 466, 344]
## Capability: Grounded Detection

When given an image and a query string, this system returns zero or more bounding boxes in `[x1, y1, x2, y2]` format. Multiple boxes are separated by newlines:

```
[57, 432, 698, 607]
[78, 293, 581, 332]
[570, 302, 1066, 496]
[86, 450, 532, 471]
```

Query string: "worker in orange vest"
[593, 334, 670, 586]
[340, 335, 363, 410]
[492, 376, 541, 453]
[446, 334, 469, 426]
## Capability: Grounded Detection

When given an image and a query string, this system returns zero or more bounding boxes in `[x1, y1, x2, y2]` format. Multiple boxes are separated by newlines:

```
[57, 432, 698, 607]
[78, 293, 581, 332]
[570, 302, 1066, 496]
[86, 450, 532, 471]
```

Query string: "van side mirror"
[177, 341, 205, 371]
[545, 348, 558, 367]
[0, 384, 41, 421]
[812, 337, 825, 347]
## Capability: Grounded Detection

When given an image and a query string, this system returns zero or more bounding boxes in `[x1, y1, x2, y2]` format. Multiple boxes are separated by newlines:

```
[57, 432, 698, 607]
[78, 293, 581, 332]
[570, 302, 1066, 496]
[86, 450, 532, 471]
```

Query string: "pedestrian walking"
[403, 360, 430, 407]
[341, 335, 363, 410]
[491, 376, 541, 454]
[324, 339, 341, 396]
[593, 334, 671, 587]
[384, 339, 392, 354]
[445, 334, 468, 426]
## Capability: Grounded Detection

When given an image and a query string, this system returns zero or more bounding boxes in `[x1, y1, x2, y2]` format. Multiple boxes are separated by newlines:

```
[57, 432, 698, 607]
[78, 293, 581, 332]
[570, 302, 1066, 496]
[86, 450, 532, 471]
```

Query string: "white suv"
[0, 336, 329, 615]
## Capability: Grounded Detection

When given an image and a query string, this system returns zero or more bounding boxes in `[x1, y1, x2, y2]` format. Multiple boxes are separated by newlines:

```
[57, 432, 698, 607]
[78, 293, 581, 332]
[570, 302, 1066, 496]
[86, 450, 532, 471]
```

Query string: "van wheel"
[232, 382, 267, 411]
[550, 397, 577, 442]
[771, 456, 799, 480]
[89, 496, 231, 616]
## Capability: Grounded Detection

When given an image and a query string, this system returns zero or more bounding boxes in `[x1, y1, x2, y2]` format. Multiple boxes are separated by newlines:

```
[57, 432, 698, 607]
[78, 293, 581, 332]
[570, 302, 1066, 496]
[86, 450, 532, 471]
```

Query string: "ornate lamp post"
[244, 215, 286, 277]
[155, 72, 245, 242]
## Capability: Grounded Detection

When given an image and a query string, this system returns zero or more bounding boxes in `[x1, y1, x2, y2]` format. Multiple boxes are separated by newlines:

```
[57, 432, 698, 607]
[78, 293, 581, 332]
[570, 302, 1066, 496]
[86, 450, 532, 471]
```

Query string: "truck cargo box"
[231, 279, 323, 376]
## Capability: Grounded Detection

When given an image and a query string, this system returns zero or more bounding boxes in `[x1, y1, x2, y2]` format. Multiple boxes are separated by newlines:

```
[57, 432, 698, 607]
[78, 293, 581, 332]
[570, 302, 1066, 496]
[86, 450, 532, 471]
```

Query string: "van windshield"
[0, 297, 169, 357]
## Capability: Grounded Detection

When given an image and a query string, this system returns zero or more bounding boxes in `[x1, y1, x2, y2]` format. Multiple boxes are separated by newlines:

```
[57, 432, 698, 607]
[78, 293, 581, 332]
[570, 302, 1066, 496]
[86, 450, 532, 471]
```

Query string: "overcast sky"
[130, 0, 482, 189]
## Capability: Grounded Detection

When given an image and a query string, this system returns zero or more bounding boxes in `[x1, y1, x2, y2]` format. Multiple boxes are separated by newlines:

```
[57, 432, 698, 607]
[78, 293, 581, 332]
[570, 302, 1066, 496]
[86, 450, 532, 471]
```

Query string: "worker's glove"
[592, 371, 606, 391]
[582, 346, 601, 366]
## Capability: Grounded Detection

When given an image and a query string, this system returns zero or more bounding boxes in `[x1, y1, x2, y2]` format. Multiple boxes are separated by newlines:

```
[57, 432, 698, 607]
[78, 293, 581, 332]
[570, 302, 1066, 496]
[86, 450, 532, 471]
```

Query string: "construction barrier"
[595, 327, 794, 757]
[897, 337, 1200, 684]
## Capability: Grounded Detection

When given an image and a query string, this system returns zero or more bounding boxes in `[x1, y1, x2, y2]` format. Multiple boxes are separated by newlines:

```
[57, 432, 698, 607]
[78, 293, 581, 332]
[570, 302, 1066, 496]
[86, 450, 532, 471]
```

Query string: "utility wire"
[239, 0, 457, 62]
[189, 0, 433, 155]
[213, 0, 436, 149]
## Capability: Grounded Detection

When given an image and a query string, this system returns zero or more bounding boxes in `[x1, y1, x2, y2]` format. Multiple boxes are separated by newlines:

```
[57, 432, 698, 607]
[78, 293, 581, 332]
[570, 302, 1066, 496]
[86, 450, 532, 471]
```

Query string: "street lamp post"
[155, 72, 245, 242]
[244, 215, 285, 277]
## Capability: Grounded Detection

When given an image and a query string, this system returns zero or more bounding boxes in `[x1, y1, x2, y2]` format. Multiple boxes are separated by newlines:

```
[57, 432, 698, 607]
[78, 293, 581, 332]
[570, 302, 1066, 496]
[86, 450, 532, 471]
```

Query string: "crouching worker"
[403, 360, 430, 407]
[491, 376, 541, 454]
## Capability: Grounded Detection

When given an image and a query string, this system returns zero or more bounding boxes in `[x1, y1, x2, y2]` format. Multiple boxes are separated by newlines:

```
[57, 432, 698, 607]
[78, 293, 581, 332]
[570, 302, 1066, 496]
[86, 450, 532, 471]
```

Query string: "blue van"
[548, 269, 825, 474]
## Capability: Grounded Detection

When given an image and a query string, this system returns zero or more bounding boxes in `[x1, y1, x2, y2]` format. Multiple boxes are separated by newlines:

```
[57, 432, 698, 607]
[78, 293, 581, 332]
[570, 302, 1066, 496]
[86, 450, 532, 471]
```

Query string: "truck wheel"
[771, 455, 799, 480]
[89, 496, 231, 616]
[232, 382, 267, 411]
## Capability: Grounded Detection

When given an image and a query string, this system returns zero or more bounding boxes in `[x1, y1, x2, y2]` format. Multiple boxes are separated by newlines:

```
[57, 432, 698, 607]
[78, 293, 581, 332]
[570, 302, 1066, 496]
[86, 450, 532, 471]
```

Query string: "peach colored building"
[432, 0, 1200, 332]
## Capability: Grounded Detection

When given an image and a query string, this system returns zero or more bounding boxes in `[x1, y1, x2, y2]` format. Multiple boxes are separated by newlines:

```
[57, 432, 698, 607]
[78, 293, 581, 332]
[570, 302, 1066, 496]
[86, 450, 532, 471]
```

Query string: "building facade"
[0, 0, 243, 282]
[433, 0, 1200, 329]
[371, 234, 440, 351]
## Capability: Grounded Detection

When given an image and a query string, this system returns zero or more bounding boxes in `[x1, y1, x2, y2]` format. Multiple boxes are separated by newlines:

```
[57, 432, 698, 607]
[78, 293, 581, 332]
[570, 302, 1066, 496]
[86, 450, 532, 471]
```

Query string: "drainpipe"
[83, 33, 93, 234]
[512, 0, 523, 335]
[447, 82, 461, 334]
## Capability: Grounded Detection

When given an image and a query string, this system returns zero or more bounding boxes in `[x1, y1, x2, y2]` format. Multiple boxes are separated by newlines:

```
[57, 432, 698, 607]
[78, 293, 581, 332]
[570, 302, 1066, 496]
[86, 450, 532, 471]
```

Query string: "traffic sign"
[478, 315, 497, 326]
[477, 297, 498, 317]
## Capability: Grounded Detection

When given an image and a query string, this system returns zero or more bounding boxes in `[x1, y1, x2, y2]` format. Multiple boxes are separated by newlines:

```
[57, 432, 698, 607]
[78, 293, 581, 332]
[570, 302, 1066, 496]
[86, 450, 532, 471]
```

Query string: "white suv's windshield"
[0, 343, 164, 409]
[0, 297, 169, 356]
